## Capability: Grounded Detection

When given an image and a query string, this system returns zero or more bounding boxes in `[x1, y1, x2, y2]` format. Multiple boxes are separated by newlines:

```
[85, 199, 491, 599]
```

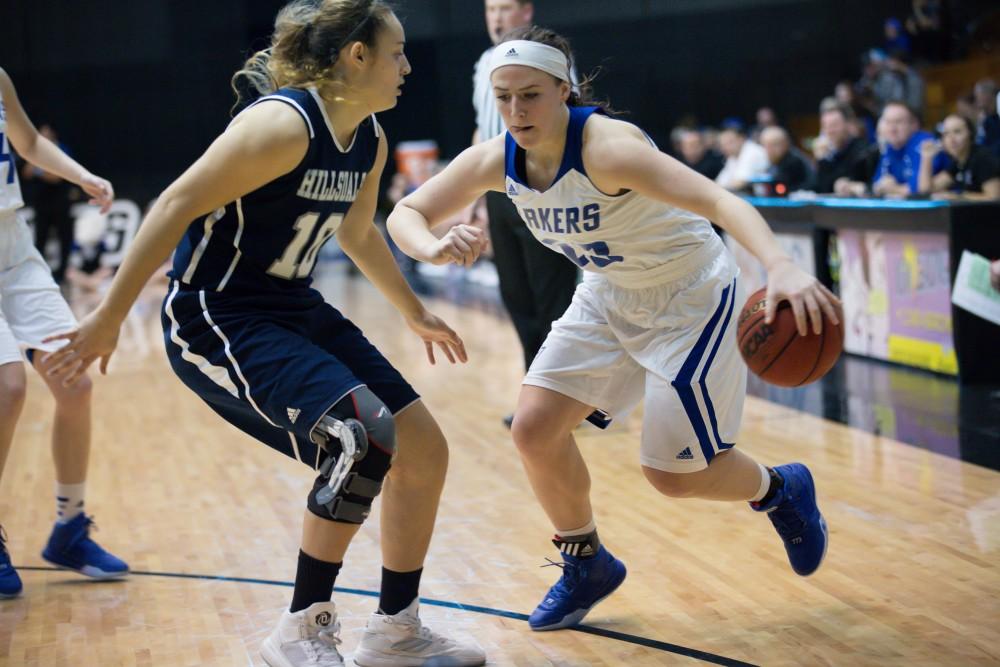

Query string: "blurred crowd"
[669, 0, 1000, 201]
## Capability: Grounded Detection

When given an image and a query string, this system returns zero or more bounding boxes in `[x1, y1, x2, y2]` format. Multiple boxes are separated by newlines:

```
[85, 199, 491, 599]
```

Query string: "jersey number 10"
[268, 211, 344, 279]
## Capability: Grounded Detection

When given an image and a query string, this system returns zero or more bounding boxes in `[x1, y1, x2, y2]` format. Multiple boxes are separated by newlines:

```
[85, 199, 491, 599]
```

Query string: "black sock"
[378, 566, 423, 615]
[553, 530, 601, 559]
[290, 550, 342, 613]
[758, 468, 784, 506]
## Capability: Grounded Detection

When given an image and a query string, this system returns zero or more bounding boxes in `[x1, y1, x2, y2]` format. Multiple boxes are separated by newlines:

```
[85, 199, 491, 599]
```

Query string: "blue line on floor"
[17, 565, 758, 666]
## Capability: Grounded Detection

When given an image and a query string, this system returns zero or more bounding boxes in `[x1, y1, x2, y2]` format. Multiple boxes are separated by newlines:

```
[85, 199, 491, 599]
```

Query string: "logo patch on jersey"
[287, 407, 301, 424]
[505, 48, 518, 57]
[507, 183, 518, 196]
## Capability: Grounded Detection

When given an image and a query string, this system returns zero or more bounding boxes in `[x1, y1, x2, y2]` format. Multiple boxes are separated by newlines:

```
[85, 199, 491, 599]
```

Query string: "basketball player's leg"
[0, 359, 26, 487]
[511, 386, 594, 530]
[306, 302, 484, 665]
[0, 355, 26, 599]
[379, 400, 446, 573]
[512, 282, 641, 630]
[31, 352, 91, 487]
[4, 236, 128, 580]
[635, 275, 827, 576]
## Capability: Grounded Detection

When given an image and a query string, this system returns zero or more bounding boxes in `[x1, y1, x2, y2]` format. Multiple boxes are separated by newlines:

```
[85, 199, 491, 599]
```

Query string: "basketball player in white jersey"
[388, 26, 841, 631]
[0, 67, 128, 599]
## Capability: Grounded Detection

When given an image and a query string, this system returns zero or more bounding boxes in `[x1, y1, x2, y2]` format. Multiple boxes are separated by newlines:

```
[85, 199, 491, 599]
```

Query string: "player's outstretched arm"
[587, 118, 841, 336]
[0, 67, 114, 212]
[336, 131, 467, 366]
[387, 137, 505, 266]
[42, 103, 310, 384]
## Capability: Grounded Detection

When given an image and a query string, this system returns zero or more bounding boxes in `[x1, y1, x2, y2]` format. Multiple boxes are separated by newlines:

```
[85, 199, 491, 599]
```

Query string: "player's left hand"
[406, 309, 468, 365]
[765, 258, 842, 336]
[78, 172, 115, 214]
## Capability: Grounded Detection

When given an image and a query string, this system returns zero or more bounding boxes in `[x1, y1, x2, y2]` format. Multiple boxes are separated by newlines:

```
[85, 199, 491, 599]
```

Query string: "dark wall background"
[0, 0, 989, 202]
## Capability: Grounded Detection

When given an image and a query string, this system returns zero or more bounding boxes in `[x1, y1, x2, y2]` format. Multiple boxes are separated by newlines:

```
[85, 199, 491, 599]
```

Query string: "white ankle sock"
[56, 482, 86, 524]
[555, 519, 597, 538]
[749, 464, 771, 503]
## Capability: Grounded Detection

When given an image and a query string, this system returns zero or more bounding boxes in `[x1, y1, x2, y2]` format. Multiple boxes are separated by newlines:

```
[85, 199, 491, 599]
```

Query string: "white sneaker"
[353, 599, 486, 667]
[261, 601, 345, 667]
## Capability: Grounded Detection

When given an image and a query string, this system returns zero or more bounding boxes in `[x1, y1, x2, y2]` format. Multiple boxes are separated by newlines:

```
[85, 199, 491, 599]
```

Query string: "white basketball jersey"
[0, 89, 24, 215]
[504, 107, 722, 289]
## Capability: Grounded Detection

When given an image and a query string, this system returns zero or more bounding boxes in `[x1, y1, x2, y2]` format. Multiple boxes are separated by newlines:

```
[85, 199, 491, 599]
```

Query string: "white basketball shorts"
[524, 245, 747, 473]
[0, 210, 77, 366]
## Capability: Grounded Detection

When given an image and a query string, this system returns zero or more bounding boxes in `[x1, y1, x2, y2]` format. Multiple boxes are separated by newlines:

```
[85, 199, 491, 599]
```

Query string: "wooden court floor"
[1, 272, 998, 666]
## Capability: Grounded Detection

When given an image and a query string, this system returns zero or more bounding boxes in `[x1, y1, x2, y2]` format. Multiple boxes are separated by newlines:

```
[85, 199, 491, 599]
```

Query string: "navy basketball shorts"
[161, 281, 420, 469]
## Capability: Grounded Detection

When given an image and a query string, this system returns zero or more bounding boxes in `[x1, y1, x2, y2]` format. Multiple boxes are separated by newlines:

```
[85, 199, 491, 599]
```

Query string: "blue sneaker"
[0, 526, 23, 598]
[41, 514, 129, 579]
[752, 463, 828, 576]
[529, 545, 627, 631]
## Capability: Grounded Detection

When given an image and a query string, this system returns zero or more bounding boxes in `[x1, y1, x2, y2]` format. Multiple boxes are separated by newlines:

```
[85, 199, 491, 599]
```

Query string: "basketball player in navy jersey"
[44, 2, 485, 665]
[0, 67, 128, 600]
[389, 26, 841, 632]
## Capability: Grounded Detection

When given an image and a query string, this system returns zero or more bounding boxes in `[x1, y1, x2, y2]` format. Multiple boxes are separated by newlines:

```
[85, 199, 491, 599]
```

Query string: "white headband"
[489, 40, 569, 82]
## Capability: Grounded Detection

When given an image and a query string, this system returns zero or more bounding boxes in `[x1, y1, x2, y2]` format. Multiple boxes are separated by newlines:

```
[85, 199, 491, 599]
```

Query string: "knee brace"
[307, 386, 396, 524]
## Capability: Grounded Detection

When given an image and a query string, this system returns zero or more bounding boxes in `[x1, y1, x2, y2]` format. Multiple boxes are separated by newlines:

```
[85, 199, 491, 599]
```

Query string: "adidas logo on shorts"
[505, 48, 518, 57]
[287, 407, 301, 424]
[676, 447, 694, 460]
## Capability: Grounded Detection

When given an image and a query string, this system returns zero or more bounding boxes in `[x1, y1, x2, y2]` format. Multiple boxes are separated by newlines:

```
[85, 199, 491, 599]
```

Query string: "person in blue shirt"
[872, 101, 949, 196]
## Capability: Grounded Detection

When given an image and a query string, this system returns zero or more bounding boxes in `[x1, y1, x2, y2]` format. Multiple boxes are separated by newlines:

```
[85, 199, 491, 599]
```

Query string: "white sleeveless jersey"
[504, 106, 722, 289]
[0, 88, 25, 215]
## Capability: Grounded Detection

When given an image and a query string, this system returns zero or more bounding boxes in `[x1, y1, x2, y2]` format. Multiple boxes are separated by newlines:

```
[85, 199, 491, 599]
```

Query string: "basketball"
[737, 286, 843, 387]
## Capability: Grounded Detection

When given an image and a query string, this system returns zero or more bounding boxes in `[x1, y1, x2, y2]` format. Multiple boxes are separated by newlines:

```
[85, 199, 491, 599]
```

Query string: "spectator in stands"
[973, 79, 1000, 158]
[760, 127, 813, 193]
[955, 92, 977, 123]
[678, 129, 724, 180]
[715, 120, 769, 193]
[813, 104, 870, 193]
[751, 106, 778, 142]
[918, 114, 1000, 199]
[870, 101, 944, 196]
[836, 79, 877, 141]
[884, 18, 911, 57]
[834, 117, 885, 197]
[872, 50, 925, 116]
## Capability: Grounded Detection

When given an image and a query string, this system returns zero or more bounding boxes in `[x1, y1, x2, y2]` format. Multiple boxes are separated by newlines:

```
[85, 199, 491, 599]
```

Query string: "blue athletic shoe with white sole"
[529, 545, 626, 631]
[0, 526, 22, 599]
[752, 463, 828, 576]
[42, 514, 129, 579]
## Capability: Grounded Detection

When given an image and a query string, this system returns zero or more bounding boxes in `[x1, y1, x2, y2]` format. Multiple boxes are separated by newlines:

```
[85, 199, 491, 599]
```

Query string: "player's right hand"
[426, 224, 488, 268]
[40, 309, 121, 386]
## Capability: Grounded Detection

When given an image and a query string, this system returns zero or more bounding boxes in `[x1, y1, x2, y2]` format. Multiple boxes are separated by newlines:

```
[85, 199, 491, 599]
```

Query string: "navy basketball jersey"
[171, 87, 380, 293]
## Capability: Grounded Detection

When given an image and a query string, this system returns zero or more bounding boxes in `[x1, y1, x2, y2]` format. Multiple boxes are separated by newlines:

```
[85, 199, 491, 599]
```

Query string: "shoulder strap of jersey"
[555, 106, 600, 181]
[504, 131, 530, 188]
[231, 88, 316, 139]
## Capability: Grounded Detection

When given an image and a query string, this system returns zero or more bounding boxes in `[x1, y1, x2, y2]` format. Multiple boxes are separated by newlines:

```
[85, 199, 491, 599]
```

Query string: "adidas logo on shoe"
[505, 48, 518, 57]
[676, 447, 694, 460]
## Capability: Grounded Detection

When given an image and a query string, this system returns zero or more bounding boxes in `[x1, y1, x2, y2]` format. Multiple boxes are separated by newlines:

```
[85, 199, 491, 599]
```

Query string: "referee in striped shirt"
[473, 0, 578, 427]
